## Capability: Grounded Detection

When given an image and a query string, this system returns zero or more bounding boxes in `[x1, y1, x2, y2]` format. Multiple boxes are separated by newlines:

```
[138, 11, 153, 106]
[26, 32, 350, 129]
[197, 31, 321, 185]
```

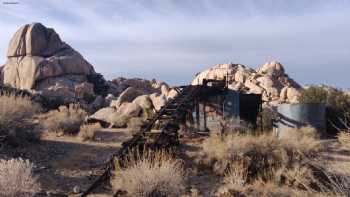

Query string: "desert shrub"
[200, 127, 321, 179]
[78, 123, 101, 141]
[87, 73, 109, 96]
[299, 86, 329, 104]
[337, 131, 350, 149]
[0, 158, 40, 197]
[219, 165, 350, 197]
[127, 117, 147, 135]
[200, 132, 283, 178]
[278, 126, 322, 165]
[299, 86, 350, 133]
[217, 179, 308, 197]
[82, 92, 96, 104]
[40, 104, 87, 135]
[112, 150, 185, 197]
[319, 163, 350, 196]
[0, 94, 41, 147]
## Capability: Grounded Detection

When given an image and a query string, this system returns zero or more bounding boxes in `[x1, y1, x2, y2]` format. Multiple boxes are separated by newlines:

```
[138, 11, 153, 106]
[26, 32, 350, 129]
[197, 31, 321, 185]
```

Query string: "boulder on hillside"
[1, 23, 96, 103]
[150, 93, 167, 111]
[132, 95, 154, 110]
[110, 87, 144, 108]
[192, 61, 301, 106]
[89, 102, 143, 128]
[111, 77, 163, 95]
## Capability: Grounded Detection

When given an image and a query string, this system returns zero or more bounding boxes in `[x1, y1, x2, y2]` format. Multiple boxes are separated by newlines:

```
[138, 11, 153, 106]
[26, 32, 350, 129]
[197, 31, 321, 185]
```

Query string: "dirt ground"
[1, 131, 349, 197]
[0, 128, 132, 196]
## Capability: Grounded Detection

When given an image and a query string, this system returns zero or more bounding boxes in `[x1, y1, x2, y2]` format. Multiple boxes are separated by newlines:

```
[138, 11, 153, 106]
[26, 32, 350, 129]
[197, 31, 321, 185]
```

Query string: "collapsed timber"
[81, 84, 213, 196]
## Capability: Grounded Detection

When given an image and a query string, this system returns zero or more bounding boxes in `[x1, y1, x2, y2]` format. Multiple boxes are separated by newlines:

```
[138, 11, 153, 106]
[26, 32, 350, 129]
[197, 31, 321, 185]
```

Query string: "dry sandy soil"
[1, 131, 350, 197]
[0, 128, 132, 196]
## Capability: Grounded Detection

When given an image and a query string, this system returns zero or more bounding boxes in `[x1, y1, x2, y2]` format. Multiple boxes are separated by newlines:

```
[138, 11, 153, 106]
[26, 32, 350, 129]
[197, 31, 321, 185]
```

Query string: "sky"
[0, 0, 349, 88]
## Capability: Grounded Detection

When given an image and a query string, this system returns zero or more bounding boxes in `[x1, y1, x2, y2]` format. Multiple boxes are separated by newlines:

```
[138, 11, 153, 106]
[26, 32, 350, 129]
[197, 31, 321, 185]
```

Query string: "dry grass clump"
[210, 127, 350, 197]
[219, 164, 350, 197]
[78, 123, 101, 141]
[0, 158, 40, 197]
[200, 132, 283, 177]
[200, 126, 322, 176]
[112, 150, 185, 197]
[279, 126, 322, 164]
[0, 94, 41, 147]
[337, 131, 350, 149]
[41, 104, 87, 135]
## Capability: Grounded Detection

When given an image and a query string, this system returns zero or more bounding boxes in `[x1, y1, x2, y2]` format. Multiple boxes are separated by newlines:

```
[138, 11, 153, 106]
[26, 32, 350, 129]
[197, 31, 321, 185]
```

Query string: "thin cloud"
[0, 0, 349, 88]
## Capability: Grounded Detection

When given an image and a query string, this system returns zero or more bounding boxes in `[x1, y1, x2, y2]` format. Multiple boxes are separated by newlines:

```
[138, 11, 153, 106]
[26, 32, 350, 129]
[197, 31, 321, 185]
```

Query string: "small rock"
[73, 185, 80, 194]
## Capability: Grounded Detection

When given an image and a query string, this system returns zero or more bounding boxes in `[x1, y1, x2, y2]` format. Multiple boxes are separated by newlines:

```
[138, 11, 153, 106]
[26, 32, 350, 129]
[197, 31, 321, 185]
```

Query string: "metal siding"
[223, 90, 240, 119]
[276, 103, 326, 138]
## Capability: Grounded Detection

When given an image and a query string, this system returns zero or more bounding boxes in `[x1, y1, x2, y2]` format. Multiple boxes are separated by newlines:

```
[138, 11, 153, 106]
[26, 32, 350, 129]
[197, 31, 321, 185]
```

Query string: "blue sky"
[0, 0, 349, 88]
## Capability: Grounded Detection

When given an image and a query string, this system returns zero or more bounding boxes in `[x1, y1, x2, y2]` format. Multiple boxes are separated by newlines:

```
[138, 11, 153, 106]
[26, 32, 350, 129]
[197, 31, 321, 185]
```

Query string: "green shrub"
[299, 86, 350, 133]
[87, 73, 109, 96]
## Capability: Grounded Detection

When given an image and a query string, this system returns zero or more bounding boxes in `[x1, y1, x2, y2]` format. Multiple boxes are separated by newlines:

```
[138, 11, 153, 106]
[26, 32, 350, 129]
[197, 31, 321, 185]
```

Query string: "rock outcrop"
[192, 61, 301, 106]
[1, 23, 96, 103]
[89, 77, 177, 127]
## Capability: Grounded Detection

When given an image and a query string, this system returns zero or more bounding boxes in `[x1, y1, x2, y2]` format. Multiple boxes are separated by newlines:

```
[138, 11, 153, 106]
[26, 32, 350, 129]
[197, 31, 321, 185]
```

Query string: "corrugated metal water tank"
[276, 103, 326, 138]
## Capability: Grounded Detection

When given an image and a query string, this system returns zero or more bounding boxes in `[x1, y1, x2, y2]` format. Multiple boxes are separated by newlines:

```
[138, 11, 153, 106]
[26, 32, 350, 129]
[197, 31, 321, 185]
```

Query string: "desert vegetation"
[0, 93, 41, 147]
[112, 150, 185, 197]
[78, 123, 101, 141]
[299, 86, 350, 133]
[196, 126, 350, 196]
[336, 114, 350, 149]
[0, 158, 40, 197]
[40, 104, 87, 135]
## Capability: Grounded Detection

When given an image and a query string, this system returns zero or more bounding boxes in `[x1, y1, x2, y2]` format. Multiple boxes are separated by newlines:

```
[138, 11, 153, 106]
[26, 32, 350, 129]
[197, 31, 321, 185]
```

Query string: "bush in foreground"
[201, 126, 350, 197]
[41, 104, 87, 135]
[78, 123, 101, 141]
[218, 163, 350, 197]
[0, 94, 41, 147]
[337, 131, 350, 149]
[200, 127, 321, 177]
[0, 158, 40, 197]
[112, 150, 185, 197]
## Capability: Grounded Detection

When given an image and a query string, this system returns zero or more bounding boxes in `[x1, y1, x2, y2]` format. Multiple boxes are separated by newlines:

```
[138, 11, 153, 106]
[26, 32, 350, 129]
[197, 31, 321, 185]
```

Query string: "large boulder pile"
[192, 61, 301, 106]
[0, 23, 96, 103]
[89, 78, 177, 127]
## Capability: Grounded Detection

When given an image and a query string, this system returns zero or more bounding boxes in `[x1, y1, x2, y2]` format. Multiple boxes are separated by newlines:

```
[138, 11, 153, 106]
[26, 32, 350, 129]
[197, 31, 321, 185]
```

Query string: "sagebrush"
[41, 104, 87, 135]
[0, 158, 40, 197]
[202, 126, 350, 197]
[78, 123, 101, 141]
[0, 94, 41, 147]
[112, 150, 185, 197]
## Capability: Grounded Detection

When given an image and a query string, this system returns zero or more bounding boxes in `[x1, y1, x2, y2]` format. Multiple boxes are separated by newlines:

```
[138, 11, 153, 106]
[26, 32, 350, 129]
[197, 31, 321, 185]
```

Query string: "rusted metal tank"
[276, 103, 326, 138]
